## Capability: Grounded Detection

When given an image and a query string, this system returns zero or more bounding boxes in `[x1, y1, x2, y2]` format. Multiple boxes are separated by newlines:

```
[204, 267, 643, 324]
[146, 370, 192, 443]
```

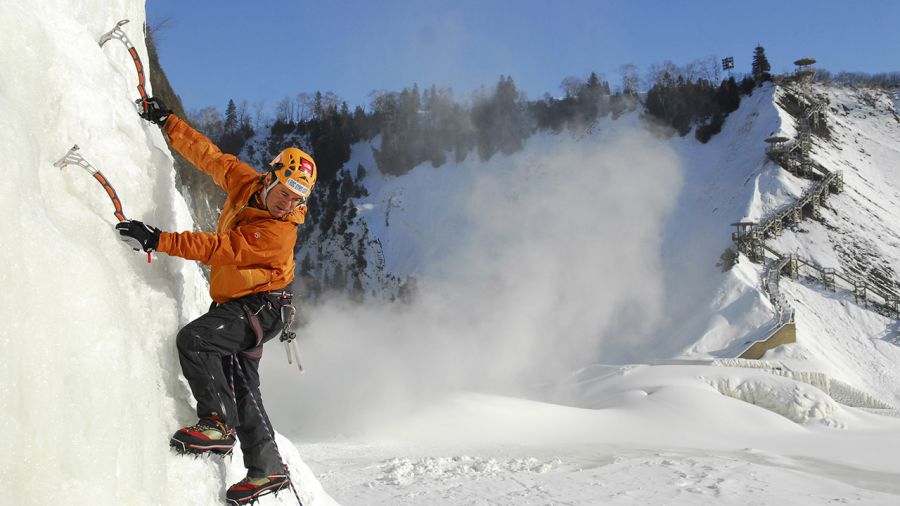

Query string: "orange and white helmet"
[269, 147, 317, 199]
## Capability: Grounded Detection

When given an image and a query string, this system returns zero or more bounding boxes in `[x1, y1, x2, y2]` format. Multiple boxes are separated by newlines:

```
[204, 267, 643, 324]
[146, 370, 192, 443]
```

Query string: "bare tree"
[560, 76, 585, 98]
[645, 63, 663, 87]
[320, 91, 340, 114]
[252, 99, 266, 129]
[275, 96, 292, 123]
[237, 99, 250, 129]
[682, 60, 701, 82]
[295, 92, 313, 122]
[645, 60, 680, 87]
[187, 106, 224, 139]
[147, 15, 175, 39]
[619, 64, 640, 94]
[814, 69, 833, 83]
[701, 54, 721, 84]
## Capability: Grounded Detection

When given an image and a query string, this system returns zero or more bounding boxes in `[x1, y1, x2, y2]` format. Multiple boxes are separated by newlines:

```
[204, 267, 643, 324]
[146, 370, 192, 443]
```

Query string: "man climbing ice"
[116, 97, 315, 505]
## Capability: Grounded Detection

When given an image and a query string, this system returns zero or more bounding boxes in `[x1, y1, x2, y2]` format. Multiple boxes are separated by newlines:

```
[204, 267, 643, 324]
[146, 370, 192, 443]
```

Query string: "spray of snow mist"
[264, 127, 683, 438]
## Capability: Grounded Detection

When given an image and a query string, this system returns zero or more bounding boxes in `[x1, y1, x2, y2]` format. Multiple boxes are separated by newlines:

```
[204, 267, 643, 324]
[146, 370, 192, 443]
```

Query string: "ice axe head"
[98, 19, 130, 47]
[53, 144, 85, 170]
[52, 145, 127, 222]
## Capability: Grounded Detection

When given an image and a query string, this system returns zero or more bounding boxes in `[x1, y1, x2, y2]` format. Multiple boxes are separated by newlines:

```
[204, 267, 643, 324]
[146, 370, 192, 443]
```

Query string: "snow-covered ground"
[3, 1, 900, 505]
[294, 364, 900, 505]
[304, 442, 900, 506]
[0, 1, 331, 504]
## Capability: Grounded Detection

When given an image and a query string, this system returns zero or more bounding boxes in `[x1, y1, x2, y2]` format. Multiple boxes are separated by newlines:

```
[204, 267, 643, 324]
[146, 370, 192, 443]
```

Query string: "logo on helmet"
[300, 159, 314, 175]
[286, 178, 310, 196]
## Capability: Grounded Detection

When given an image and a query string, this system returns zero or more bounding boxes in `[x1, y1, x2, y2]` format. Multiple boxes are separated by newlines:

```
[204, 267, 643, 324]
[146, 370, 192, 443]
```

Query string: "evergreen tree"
[223, 99, 238, 134]
[752, 45, 772, 85]
[575, 72, 603, 125]
[472, 75, 530, 160]
[313, 91, 324, 120]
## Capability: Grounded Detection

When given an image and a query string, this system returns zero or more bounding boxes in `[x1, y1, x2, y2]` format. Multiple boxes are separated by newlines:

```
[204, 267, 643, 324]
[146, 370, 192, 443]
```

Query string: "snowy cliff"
[0, 1, 331, 504]
[762, 84, 900, 406]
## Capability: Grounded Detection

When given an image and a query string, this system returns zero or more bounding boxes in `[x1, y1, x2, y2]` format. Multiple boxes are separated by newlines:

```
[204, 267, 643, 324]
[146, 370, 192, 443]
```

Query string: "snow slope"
[259, 82, 900, 504]
[764, 84, 900, 406]
[0, 1, 332, 504]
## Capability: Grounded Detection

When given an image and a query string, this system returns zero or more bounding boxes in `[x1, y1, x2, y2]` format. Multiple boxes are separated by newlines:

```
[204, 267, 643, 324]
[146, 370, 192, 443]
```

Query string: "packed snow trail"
[0, 1, 332, 504]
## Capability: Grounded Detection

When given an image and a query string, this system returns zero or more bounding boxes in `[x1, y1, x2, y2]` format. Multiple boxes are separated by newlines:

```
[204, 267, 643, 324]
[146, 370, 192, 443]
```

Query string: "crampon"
[226, 474, 291, 505]
[169, 417, 236, 456]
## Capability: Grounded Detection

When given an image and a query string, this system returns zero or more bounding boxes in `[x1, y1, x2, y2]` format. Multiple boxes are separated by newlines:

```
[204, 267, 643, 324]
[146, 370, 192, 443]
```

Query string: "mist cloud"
[263, 127, 683, 438]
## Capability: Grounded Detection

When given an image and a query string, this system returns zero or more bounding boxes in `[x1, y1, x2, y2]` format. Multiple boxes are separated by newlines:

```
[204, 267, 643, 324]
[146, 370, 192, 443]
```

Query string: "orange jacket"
[156, 115, 307, 303]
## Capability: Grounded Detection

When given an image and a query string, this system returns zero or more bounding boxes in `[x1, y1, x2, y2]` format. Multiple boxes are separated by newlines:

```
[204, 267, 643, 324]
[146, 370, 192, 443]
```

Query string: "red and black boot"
[226, 473, 291, 505]
[169, 416, 236, 456]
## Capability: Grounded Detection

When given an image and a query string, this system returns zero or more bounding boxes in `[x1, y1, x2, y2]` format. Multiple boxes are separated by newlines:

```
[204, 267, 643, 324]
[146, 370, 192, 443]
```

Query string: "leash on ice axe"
[99, 19, 151, 115]
[53, 145, 152, 264]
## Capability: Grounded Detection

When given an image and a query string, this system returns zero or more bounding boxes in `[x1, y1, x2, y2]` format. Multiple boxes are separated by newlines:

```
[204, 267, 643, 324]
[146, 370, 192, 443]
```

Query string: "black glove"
[116, 220, 161, 252]
[139, 97, 171, 126]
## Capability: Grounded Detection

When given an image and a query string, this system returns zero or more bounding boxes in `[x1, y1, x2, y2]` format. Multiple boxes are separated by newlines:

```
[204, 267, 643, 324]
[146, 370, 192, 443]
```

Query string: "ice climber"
[115, 97, 315, 505]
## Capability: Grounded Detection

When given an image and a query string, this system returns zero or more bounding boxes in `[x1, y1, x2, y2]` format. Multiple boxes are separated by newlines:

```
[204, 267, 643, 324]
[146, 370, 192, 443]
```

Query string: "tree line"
[189, 73, 640, 180]
[174, 44, 897, 301]
[188, 45, 893, 184]
[814, 70, 900, 89]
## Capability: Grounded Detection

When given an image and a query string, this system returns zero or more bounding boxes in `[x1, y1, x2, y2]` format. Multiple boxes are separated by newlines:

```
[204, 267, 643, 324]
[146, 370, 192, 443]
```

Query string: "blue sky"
[147, 0, 900, 114]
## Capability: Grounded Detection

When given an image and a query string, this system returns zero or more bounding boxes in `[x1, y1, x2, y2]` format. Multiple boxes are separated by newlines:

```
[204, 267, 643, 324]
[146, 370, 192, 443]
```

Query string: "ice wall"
[0, 1, 329, 504]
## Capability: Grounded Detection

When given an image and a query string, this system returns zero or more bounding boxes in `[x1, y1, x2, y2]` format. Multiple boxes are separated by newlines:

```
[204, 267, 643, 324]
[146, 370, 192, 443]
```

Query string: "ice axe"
[99, 19, 150, 114]
[54, 145, 151, 264]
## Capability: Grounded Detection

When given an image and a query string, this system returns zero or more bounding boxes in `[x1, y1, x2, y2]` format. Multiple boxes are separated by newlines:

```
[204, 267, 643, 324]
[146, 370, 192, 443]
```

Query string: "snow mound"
[378, 455, 560, 486]
[771, 370, 894, 410]
[711, 358, 789, 370]
[709, 358, 894, 411]
[702, 375, 845, 427]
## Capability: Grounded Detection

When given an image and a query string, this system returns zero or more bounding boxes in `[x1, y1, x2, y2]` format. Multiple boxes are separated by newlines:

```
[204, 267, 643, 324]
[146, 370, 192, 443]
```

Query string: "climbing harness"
[98, 19, 150, 114]
[236, 291, 303, 372]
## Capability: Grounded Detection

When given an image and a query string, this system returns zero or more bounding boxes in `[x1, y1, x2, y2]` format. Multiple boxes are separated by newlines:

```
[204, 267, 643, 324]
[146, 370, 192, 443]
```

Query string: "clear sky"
[146, 0, 900, 114]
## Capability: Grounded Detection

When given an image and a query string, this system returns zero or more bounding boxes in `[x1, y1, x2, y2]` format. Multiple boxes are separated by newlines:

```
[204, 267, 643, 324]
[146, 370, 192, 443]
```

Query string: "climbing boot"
[226, 473, 291, 505]
[169, 416, 236, 456]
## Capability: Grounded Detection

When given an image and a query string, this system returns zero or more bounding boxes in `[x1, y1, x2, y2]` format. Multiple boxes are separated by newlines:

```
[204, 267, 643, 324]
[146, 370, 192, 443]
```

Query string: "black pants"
[176, 292, 283, 477]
